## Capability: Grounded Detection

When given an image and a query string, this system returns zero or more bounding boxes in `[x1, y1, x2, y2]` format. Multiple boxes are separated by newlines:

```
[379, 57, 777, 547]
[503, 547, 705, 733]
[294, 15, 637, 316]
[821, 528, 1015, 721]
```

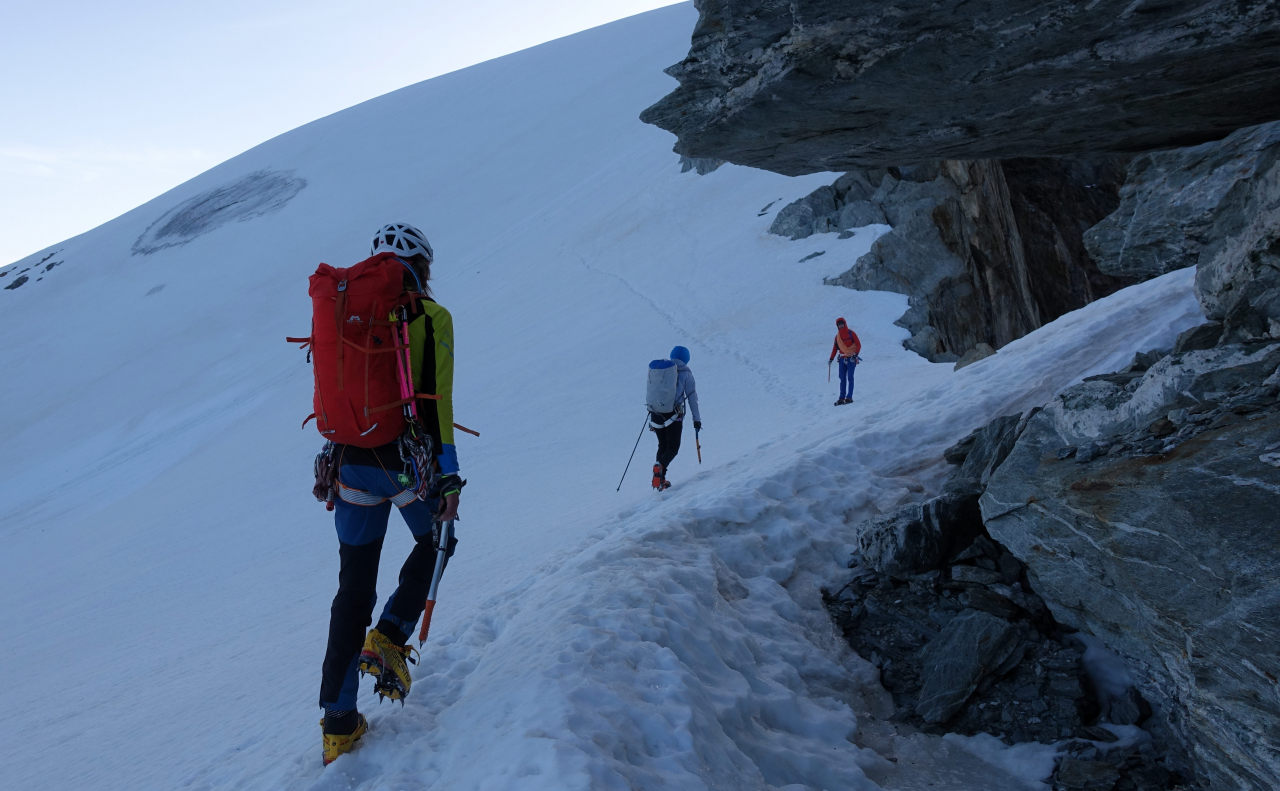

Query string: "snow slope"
[0, 4, 1205, 789]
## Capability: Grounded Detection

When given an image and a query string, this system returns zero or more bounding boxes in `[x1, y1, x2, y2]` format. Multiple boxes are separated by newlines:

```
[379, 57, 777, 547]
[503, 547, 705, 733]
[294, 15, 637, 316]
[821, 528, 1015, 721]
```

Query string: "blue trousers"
[319, 460, 443, 711]
[838, 356, 858, 399]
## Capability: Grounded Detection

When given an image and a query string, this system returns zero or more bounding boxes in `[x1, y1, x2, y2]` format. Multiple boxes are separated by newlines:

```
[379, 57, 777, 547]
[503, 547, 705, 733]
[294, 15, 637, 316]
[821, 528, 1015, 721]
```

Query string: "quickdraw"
[392, 304, 440, 501]
[312, 441, 338, 511]
[398, 430, 436, 503]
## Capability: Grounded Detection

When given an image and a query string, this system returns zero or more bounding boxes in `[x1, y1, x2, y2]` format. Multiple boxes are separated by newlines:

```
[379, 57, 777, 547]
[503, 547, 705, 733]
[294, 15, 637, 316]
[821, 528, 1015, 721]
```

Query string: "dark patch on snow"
[133, 169, 305, 255]
[799, 251, 826, 262]
[145, 284, 166, 296]
[2, 251, 68, 293]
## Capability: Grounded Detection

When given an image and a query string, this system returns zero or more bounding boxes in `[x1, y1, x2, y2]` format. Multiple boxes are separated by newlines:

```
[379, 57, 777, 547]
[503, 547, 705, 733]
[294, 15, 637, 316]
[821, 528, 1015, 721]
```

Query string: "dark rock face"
[678, 155, 724, 175]
[806, 158, 1132, 360]
[982, 341, 1280, 791]
[858, 413, 1022, 575]
[827, 430, 1193, 786]
[834, 340, 1280, 790]
[773, 119, 1278, 364]
[856, 490, 985, 578]
[641, 0, 1280, 175]
[828, 537, 1095, 741]
[1193, 127, 1280, 342]
[916, 609, 1026, 723]
[1085, 121, 1280, 344]
[1004, 158, 1139, 326]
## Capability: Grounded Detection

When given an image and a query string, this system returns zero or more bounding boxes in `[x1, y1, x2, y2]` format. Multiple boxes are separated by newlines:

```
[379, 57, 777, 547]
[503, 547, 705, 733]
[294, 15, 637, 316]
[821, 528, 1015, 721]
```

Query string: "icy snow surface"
[0, 4, 1205, 790]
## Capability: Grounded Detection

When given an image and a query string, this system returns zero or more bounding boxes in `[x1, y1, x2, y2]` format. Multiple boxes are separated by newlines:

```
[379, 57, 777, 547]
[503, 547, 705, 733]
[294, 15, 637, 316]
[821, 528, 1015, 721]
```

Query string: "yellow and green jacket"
[408, 298, 459, 475]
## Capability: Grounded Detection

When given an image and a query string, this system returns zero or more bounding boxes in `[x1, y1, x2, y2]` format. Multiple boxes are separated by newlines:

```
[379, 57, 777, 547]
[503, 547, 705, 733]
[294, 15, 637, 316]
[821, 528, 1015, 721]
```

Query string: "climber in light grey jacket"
[650, 345, 701, 490]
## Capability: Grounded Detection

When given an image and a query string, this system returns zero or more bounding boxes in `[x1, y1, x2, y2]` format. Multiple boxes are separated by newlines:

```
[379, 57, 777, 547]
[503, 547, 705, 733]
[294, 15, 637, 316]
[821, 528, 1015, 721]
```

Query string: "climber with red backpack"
[290, 222, 465, 765]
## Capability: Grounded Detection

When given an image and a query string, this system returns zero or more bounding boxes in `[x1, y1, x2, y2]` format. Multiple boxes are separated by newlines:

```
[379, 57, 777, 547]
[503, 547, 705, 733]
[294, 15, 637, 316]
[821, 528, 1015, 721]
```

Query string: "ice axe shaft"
[417, 519, 454, 646]
[696, 428, 702, 464]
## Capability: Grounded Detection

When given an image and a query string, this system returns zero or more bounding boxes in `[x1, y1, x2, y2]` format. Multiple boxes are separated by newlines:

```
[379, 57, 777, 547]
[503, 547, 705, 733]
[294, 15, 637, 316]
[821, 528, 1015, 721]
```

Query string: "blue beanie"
[670, 345, 690, 364]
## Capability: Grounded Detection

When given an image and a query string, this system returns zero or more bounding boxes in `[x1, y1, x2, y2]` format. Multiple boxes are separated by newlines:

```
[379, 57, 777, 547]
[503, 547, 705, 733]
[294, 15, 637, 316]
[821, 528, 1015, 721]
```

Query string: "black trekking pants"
[652, 414, 683, 473]
[320, 532, 442, 709]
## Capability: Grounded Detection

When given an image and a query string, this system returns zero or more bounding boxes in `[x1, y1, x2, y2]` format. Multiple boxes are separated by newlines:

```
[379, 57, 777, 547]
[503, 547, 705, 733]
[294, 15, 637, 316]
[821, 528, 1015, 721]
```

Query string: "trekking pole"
[696, 427, 702, 464]
[418, 519, 454, 646]
[616, 414, 649, 492]
[827, 360, 832, 383]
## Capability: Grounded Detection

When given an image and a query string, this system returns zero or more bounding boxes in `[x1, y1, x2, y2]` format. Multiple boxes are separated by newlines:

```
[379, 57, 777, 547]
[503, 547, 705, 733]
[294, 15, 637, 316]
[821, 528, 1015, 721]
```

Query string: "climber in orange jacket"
[828, 317, 862, 405]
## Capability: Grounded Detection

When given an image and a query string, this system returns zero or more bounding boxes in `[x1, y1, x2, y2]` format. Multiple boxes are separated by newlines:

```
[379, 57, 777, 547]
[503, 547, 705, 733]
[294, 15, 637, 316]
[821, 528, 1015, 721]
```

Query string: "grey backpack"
[645, 359, 679, 413]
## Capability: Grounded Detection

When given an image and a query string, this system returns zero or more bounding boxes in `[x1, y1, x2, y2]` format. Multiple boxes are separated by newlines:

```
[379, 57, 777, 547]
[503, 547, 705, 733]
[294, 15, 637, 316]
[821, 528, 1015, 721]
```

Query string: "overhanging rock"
[641, 0, 1280, 174]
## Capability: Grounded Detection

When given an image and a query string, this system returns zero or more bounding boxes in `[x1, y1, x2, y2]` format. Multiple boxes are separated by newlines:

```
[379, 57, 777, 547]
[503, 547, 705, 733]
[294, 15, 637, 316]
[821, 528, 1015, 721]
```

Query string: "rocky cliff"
[640, 0, 1280, 175]
[643, 2, 1280, 789]
[775, 157, 1134, 361]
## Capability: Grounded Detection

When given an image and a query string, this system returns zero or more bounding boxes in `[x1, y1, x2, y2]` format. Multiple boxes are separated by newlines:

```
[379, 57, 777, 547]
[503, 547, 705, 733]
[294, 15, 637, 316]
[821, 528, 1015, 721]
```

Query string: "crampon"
[358, 628, 419, 704]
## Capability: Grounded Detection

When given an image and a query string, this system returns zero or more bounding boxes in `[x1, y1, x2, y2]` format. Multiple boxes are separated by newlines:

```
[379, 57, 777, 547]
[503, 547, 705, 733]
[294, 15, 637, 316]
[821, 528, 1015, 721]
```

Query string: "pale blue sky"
[0, 1, 685, 266]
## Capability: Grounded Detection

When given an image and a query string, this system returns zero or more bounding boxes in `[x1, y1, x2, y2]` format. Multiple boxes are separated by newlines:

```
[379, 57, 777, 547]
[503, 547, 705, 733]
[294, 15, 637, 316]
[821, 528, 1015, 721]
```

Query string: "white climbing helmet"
[371, 222, 433, 262]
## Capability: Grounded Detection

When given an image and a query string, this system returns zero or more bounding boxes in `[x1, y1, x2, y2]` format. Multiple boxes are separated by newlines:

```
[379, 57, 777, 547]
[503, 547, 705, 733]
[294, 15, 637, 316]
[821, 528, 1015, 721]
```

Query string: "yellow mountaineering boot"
[358, 628, 418, 702]
[320, 713, 368, 765]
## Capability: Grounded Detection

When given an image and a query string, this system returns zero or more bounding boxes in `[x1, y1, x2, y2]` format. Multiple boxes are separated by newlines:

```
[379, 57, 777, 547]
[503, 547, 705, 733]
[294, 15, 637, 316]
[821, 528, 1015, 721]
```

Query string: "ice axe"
[696, 426, 702, 464]
[417, 519, 455, 646]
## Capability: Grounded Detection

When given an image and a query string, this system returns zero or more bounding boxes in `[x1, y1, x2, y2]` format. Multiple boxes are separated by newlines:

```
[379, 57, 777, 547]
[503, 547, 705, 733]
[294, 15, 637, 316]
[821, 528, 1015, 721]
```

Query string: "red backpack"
[290, 252, 416, 447]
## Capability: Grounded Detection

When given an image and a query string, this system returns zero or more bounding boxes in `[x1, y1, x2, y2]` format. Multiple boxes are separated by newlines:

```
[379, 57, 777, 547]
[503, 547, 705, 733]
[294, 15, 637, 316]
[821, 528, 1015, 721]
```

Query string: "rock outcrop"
[778, 119, 1280, 364]
[640, 0, 1280, 175]
[981, 338, 1280, 791]
[827, 414, 1194, 790]
[782, 157, 1133, 361]
[1085, 121, 1280, 343]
